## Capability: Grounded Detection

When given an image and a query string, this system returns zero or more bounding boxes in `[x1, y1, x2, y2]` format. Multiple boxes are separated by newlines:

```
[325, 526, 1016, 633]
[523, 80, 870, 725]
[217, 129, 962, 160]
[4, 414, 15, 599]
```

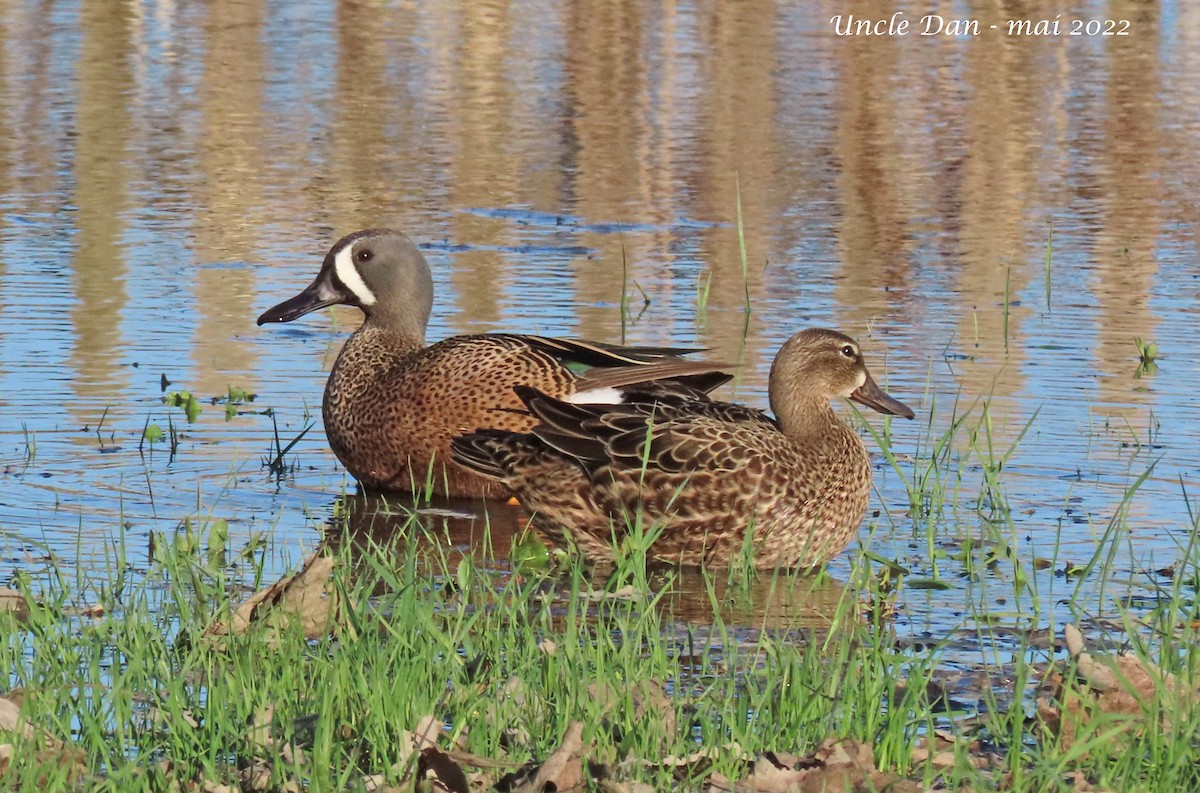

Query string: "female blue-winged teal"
[257, 229, 730, 498]
[451, 328, 914, 569]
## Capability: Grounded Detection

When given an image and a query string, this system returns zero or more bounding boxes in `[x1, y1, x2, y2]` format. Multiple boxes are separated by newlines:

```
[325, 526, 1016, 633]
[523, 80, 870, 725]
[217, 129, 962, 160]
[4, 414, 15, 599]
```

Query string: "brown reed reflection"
[187, 0, 270, 396]
[69, 0, 135, 412]
[1092, 0, 1163, 413]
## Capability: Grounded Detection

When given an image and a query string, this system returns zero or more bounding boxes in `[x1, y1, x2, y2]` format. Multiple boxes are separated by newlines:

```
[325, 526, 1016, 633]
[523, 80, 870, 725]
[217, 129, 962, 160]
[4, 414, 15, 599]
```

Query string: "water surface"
[2, 0, 1199, 669]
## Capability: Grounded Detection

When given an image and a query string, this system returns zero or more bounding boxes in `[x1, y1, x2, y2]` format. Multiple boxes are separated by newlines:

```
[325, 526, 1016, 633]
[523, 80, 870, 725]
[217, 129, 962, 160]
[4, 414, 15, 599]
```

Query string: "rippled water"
[2, 1, 1199, 663]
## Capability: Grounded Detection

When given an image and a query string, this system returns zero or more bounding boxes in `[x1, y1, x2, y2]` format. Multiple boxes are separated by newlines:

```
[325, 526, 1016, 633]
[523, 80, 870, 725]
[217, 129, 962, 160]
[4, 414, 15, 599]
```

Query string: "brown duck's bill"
[256, 270, 343, 325]
[850, 372, 915, 419]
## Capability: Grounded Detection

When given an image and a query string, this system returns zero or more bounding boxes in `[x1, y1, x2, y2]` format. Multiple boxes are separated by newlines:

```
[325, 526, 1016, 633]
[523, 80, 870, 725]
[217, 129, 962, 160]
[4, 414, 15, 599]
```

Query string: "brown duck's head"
[770, 328, 915, 420]
[256, 228, 434, 341]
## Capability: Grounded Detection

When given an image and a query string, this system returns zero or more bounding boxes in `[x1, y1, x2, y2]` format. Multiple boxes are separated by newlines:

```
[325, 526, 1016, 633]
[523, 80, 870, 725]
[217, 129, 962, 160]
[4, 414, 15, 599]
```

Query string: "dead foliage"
[1, 692, 61, 747]
[910, 729, 992, 770]
[497, 721, 588, 792]
[0, 587, 29, 621]
[702, 737, 923, 793]
[204, 552, 340, 641]
[0, 691, 87, 784]
[588, 679, 676, 748]
[582, 735, 925, 792]
[1037, 623, 1200, 752]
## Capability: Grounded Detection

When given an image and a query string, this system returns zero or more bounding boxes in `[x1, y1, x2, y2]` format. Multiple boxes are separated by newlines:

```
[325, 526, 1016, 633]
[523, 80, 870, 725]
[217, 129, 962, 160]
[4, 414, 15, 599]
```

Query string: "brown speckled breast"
[324, 329, 575, 498]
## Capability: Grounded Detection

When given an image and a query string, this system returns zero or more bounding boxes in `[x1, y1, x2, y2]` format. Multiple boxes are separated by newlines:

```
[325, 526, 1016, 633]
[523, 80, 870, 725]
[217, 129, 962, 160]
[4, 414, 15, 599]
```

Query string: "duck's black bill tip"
[257, 281, 342, 325]
[851, 374, 915, 420]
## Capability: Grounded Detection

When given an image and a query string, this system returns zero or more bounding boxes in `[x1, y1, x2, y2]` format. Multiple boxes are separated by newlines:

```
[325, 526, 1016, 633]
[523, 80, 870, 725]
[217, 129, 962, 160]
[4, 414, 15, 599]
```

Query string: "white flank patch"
[333, 245, 377, 306]
[565, 386, 625, 405]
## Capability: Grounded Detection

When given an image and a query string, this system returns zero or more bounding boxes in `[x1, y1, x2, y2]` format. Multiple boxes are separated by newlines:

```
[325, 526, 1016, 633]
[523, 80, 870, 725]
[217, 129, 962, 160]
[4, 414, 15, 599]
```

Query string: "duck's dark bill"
[850, 372, 915, 419]
[257, 273, 342, 325]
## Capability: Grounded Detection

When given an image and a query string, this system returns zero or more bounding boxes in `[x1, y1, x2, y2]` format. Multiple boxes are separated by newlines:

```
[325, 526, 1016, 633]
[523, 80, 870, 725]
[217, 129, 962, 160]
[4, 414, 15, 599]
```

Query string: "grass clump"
[0, 507, 940, 791]
[3, 478, 1200, 791]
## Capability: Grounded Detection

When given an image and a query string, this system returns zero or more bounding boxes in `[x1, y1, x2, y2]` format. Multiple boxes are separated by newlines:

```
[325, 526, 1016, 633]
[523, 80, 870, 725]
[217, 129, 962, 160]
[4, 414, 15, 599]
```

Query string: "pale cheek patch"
[566, 386, 624, 405]
[333, 246, 377, 306]
[844, 370, 867, 398]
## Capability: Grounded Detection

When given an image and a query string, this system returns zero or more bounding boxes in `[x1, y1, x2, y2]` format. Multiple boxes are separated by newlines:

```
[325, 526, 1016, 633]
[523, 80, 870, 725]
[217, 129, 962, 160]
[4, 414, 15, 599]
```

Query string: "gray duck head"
[257, 228, 434, 342]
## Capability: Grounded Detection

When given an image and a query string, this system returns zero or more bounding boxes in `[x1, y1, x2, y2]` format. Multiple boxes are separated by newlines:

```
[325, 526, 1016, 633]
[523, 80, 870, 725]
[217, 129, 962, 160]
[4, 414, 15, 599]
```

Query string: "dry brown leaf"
[588, 679, 676, 741]
[1064, 623, 1190, 699]
[704, 738, 922, 793]
[1040, 624, 1200, 752]
[205, 553, 338, 640]
[911, 730, 986, 770]
[1, 588, 29, 621]
[740, 752, 806, 792]
[502, 720, 587, 792]
[245, 704, 276, 752]
[419, 746, 471, 793]
[579, 585, 641, 602]
[532, 720, 586, 791]
[201, 782, 236, 793]
[654, 742, 751, 768]
[481, 676, 540, 748]
[413, 713, 444, 748]
[443, 749, 520, 770]
[280, 742, 307, 767]
[240, 761, 273, 792]
[0, 696, 61, 747]
[468, 770, 496, 790]
[148, 704, 200, 732]
[598, 782, 655, 793]
[395, 715, 505, 785]
[0, 710, 86, 786]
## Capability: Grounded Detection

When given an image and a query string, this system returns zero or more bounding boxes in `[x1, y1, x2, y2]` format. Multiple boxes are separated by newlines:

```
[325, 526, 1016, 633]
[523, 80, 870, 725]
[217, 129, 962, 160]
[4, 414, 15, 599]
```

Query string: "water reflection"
[324, 491, 850, 632]
[70, 0, 133, 410]
[0, 0, 1198, 671]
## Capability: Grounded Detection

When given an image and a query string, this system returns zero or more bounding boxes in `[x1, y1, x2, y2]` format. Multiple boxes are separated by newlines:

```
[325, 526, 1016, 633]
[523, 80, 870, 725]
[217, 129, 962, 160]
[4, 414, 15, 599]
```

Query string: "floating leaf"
[905, 578, 953, 591]
[861, 550, 910, 576]
[227, 385, 255, 403]
[165, 391, 202, 423]
[142, 424, 164, 443]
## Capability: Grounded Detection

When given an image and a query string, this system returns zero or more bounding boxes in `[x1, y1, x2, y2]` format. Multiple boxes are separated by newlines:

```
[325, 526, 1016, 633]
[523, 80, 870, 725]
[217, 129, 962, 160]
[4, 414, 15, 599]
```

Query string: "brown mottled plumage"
[451, 328, 915, 569]
[257, 228, 730, 498]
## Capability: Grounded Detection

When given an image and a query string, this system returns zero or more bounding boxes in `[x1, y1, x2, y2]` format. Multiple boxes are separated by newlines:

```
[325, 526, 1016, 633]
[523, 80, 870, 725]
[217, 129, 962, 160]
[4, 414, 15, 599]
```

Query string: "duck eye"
[840, 344, 856, 358]
[355, 248, 373, 263]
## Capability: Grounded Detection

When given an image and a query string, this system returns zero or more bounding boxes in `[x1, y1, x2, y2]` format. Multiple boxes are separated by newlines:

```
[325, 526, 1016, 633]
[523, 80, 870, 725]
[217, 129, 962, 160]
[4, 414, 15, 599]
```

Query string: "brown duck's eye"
[355, 248, 373, 263]
[840, 344, 856, 358]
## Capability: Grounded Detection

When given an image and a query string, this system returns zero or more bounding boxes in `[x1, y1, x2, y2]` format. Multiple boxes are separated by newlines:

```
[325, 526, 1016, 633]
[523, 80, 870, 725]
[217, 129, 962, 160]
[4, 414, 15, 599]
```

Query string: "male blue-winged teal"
[451, 328, 914, 569]
[257, 229, 730, 498]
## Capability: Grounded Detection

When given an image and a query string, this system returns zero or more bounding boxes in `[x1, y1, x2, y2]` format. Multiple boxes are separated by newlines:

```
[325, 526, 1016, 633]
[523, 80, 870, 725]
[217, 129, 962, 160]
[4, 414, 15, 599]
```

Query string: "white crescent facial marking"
[565, 386, 624, 405]
[333, 244, 377, 306]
